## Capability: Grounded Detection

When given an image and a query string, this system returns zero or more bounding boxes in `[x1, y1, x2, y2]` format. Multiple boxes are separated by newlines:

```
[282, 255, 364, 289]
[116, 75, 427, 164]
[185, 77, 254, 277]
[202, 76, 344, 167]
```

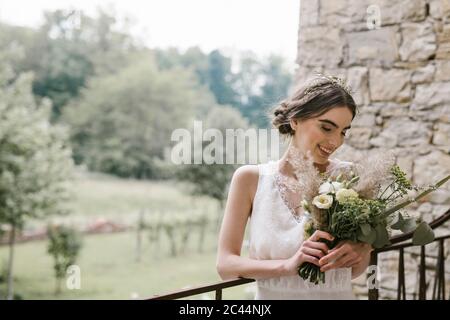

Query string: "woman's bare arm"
[216, 165, 288, 280]
[216, 166, 331, 281]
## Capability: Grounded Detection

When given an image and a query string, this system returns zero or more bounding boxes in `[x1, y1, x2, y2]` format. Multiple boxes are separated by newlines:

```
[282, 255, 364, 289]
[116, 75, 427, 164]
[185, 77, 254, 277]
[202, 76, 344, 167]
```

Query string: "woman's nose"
[331, 134, 343, 146]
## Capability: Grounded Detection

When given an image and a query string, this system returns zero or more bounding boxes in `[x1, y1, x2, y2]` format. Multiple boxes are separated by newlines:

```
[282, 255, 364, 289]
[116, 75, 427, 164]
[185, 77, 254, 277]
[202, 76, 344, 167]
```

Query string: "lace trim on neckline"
[271, 159, 337, 223]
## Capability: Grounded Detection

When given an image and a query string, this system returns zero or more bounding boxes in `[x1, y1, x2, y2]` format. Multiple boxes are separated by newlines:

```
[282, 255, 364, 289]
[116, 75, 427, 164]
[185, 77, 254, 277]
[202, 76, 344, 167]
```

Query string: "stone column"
[296, 0, 450, 299]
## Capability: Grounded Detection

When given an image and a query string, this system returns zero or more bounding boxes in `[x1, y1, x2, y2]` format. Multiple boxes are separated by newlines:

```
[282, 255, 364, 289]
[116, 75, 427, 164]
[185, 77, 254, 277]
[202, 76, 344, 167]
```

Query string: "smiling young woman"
[216, 75, 373, 300]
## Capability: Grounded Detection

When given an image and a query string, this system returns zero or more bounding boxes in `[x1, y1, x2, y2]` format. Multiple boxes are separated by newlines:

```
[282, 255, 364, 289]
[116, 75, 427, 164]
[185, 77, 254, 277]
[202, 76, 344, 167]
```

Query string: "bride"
[216, 75, 373, 300]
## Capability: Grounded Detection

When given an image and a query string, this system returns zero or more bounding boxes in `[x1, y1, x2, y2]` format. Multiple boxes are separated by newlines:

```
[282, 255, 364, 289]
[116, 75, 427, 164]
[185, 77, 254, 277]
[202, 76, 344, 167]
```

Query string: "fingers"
[328, 241, 344, 253]
[303, 240, 329, 254]
[319, 245, 347, 266]
[300, 253, 321, 267]
[309, 230, 334, 242]
[301, 246, 326, 259]
[320, 243, 364, 271]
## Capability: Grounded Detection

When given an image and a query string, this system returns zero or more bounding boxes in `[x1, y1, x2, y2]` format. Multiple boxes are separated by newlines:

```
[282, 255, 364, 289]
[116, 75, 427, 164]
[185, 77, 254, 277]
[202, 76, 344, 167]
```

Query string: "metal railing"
[368, 208, 450, 300]
[148, 208, 450, 300]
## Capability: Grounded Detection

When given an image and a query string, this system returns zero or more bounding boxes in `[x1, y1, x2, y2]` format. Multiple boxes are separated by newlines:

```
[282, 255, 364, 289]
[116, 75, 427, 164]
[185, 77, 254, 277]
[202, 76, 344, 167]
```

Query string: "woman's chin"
[314, 147, 329, 162]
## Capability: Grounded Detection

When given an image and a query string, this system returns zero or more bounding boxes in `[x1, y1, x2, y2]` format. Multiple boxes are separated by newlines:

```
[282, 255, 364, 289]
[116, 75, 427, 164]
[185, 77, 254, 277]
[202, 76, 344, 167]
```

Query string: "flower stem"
[381, 175, 450, 219]
[379, 182, 394, 199]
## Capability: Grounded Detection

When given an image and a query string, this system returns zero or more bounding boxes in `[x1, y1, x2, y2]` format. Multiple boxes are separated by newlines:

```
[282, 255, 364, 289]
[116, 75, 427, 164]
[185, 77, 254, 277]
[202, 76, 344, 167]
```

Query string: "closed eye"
[321, 126, 347, 137]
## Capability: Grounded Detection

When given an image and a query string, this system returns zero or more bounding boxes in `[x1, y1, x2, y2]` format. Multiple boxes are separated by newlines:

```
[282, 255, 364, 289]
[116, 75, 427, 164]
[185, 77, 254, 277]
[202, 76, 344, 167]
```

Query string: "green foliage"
[47, 225, 82, 277]
[155, 48, 293, 128]
[235, 54, 293, 127]
[47, 225, 82, 294]
[412, 221, 435, 245]
[0, 62, 74, 229]
[63, 55, 216, 178]
[207, 50, 238, 106]
[390, 165, 413, 190]
[390, 212, 416, 233]
[0, 48, 74, 299]
[1, 8, 140, 119]
[155, 47, 209, 87]
[176, 106, 249, 205]
[2, 9, 294, 182]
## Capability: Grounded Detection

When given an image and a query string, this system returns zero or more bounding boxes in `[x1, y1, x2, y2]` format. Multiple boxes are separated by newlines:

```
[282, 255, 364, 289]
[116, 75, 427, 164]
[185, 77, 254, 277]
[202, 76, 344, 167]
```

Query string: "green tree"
[63, 54, 216, 178]
[207, 50, 238, 106]
[154, 46, 209, 85]
[176, 105, 249, 210]
[2, 8, 140, 119]
[235, 54, 293, 127]
[47, 225, 82, 295]
[0, 50, 74, 299]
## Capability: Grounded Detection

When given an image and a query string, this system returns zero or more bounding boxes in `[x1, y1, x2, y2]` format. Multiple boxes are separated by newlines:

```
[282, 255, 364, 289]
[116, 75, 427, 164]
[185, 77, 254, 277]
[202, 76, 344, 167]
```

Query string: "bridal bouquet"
[295, 151, 450, 285]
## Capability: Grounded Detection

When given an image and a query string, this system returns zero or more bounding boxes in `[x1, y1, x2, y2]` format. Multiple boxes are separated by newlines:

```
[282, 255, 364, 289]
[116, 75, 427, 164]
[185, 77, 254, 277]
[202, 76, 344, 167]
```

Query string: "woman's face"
[290, 106, 353, 165]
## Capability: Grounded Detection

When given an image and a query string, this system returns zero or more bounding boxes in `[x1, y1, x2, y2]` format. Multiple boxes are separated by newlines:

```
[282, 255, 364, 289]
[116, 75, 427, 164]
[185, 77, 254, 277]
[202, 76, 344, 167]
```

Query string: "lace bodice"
[248, 158, 356, 300]
[273, 158, 342, 222]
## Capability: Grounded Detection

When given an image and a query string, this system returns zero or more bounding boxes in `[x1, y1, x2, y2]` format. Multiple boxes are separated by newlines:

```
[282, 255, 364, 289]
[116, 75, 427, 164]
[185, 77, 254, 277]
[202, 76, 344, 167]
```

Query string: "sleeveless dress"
[248, 158, 356, 300]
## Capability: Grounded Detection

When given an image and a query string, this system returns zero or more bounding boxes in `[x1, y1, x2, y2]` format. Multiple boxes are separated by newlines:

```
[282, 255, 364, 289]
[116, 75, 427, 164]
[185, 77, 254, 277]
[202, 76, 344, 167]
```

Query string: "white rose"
[336, 188, 359, 203]
[312, 194, 333, 209]
[319, 181, 343, 194]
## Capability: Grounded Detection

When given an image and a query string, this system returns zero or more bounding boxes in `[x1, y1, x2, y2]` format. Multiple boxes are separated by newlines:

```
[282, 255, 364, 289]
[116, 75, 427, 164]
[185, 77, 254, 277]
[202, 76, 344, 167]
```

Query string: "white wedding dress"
[248, 158, 356, 300]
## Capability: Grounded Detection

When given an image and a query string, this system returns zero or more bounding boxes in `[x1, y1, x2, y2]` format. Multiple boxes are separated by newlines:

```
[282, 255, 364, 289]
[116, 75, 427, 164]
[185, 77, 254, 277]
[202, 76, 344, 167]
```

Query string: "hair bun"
[273, 102, 288, 116]
[274, 109, 283, 117]
[272, 101, 294, 135]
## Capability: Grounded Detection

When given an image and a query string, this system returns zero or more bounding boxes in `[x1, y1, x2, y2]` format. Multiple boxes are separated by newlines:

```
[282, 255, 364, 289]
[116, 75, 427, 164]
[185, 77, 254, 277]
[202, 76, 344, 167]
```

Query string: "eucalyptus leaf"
[390, 213, 417, 233]
[400, 218, 417, 233]
[360, 224, 372, 236]
[373, 224, 390, 249]
[412, 222, 435, 246]
[358, 227, 376, 244]
[390, 213, 404, 230]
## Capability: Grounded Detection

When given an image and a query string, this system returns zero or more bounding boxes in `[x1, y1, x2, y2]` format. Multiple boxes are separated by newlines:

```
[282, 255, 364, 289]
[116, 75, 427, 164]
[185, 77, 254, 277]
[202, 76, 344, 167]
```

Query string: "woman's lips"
[318, 144, 333, 155]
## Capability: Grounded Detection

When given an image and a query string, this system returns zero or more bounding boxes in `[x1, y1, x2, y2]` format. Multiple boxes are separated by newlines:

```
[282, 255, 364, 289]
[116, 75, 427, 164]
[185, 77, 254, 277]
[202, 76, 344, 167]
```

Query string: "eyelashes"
[321, 126, 347, 137]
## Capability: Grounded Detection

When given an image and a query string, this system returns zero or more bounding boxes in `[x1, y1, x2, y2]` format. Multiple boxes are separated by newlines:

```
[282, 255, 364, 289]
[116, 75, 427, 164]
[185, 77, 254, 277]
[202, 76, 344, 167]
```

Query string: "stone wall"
[296, 0, 450, 299]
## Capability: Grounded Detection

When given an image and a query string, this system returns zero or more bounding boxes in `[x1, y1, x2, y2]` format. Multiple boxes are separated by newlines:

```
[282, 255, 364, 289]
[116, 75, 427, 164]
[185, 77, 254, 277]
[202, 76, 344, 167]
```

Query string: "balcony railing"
[368, 208, 450, 300]
[148, 207, 450, 300]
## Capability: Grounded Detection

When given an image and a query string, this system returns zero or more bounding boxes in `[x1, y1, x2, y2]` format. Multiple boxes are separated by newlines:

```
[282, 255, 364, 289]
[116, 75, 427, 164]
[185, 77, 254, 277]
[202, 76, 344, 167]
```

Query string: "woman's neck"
[278, 145, 330, 176]
[314, 161, 330, 174]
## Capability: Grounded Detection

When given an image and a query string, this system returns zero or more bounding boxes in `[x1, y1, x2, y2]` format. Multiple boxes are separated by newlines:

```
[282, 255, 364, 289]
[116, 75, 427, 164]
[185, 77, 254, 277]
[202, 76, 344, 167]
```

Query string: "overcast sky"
[0, 0, 300, 64]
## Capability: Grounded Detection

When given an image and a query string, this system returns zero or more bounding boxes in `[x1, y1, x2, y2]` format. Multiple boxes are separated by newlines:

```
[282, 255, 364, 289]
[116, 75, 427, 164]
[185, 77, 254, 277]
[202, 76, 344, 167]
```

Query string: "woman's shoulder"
[233, 160, 278, 181]
[230, 165, 260, 203]
[232, 164, 259, 184]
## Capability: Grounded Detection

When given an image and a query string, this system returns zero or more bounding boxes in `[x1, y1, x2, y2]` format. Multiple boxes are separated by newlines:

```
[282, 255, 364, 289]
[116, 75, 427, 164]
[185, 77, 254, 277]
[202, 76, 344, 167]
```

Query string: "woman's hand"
[318, 240, 373, 272]
[283, 230, 335, 276]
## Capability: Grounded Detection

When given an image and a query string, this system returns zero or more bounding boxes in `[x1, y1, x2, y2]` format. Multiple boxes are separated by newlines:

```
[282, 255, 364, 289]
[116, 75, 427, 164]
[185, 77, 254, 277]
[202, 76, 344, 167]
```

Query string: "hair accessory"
[304, 73, 353, 97]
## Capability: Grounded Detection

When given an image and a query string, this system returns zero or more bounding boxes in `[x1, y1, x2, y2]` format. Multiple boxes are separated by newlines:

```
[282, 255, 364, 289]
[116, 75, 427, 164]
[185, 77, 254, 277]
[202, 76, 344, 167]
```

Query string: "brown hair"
[272, 75, 358, 135]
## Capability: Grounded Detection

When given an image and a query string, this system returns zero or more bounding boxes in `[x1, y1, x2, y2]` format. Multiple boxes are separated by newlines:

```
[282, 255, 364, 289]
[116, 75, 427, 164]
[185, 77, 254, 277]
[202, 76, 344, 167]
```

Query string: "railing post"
[397, 248, 406, 300]
[419, 245, 426, 300]
[368, 251, 379, 300]
[215, 289, 222, 300]
[440, 240, 446, 300]
[432, 239, 445, 300]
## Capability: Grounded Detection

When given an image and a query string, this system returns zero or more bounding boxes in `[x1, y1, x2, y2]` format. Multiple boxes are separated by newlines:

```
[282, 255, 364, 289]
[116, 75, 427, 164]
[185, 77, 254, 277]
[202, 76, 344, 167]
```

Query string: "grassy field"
[0, 231, 254, 300]
[63, 169, 220, 223]
[24, 169, 222, 231]
[0, 170, 254, 299]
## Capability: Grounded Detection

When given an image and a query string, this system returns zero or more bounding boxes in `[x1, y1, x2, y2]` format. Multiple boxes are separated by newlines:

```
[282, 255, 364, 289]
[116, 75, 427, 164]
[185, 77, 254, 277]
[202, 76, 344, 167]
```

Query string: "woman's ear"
[289, 119, 298, 132]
